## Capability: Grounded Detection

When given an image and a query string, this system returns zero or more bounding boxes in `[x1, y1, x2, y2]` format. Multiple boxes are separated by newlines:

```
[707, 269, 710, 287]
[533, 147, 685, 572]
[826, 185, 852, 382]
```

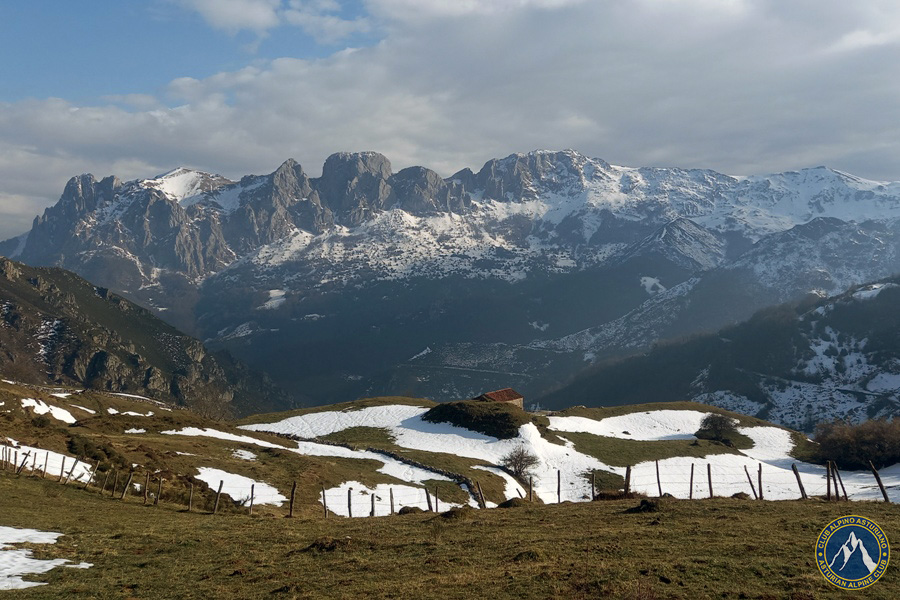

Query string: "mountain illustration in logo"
[828, 531, 878, 575]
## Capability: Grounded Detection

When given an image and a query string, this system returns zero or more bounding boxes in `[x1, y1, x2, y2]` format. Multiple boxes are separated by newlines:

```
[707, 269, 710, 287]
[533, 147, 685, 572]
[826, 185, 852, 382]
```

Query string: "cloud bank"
[2, 0, 900, 239]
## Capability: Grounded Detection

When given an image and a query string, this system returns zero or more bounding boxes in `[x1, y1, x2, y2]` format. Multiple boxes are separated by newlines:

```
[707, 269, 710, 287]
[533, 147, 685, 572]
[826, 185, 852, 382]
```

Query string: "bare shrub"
[500, 445, 540, 478]
[815, 419, 900, 470]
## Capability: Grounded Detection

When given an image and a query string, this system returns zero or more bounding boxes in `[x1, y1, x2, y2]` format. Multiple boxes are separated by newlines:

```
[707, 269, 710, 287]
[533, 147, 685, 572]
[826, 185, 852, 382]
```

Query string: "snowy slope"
[241, 404, 900, 505]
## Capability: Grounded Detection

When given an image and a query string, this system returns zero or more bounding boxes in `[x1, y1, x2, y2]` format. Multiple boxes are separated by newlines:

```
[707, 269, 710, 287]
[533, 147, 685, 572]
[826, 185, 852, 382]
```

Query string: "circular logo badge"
[816, 515, 890, 589]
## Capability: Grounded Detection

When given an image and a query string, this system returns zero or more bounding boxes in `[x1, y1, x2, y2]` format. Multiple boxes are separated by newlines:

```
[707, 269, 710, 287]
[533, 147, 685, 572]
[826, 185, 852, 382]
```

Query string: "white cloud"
[177, 0, 283, 34]
[3, 1, 900, 240]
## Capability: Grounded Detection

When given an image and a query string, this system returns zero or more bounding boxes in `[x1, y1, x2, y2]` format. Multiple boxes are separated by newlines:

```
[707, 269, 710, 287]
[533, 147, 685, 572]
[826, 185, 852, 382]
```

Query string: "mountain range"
[2, 149, 899, 418]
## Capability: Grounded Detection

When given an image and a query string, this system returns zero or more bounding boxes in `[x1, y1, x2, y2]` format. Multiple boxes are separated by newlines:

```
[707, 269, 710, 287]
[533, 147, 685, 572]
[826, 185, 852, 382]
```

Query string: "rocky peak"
[474, 150, 596, 202]
[314, 152, 394, 225]
[389, 166, 470, 214]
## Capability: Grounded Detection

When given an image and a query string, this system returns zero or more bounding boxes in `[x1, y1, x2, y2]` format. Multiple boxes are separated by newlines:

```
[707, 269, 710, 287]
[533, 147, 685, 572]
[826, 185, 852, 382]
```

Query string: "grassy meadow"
[3, 470, 899, 599]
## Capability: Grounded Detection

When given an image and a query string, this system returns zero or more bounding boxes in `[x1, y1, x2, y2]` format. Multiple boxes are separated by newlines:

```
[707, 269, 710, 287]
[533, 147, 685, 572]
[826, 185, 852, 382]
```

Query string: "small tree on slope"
[500, 445, 540, 479]
[696, 413, 739, 444]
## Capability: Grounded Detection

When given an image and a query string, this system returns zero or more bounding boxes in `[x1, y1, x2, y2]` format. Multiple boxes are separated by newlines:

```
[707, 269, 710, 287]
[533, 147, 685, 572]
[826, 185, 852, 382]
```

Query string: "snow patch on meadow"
[0, 526, 93, 590]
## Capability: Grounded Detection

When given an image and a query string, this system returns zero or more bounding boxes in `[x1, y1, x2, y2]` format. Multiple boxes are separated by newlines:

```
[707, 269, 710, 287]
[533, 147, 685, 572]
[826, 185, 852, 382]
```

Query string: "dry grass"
[2, 472, 899, 599]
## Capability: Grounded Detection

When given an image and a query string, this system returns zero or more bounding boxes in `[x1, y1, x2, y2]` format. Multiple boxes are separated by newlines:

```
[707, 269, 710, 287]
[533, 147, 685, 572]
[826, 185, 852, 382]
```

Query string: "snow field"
[246, 405, 900, 505]
[321, 481, 465, 517]
[0, 526, 92, 590]
[241, 404, 614, 504]
[2, 438, 93, 482]
[20, 398, 77, 424]
[547, 410, 711, 440]
[194, 467, 287, 507]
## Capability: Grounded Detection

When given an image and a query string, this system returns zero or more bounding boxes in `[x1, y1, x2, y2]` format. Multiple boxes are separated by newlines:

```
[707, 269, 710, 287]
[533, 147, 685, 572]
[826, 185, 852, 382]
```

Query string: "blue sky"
[0, 1, 375, 103]
[2, 1, 900, 239]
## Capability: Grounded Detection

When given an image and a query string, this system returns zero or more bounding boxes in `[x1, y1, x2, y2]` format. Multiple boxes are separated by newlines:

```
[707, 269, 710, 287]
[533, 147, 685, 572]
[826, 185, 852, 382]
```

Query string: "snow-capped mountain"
[3, 150, 900, 414]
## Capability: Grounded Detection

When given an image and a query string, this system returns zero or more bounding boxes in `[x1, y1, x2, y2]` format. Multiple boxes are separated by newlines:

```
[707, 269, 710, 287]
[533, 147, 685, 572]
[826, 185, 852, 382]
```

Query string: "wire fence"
[2, 441, 893, 519]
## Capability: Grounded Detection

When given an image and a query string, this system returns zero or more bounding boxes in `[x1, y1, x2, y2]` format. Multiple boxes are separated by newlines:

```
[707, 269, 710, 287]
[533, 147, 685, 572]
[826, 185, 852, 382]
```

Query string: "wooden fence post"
[289, 481, 297, 518]
[390, 488, 395, 514]
[707, 463, 713, 498]
[591, 471, 596, 500]
[869, 461, 890, 503]
[425, 487, 433, 512]
[758, 463, 763, 501]
[144, 472, 150, 504]
[557, 470, 561, 504]
[826, 461, 832, 501]
[82, 460, 99, 490]
[791, 463, 807, 499]
[155, 478, 163, 505]
[214, 480, 224, 514]
[689, 463, 694, 500]
[62, 459, 78, 486]
[58, 456, 66, 482]
[624, 466, 631, 496]
[16, 452, 31, 475]
[100, 470, 111, 495]
[655, 460, 662, 497]
[434, 486, 439, 513]
[188, 483, 194, 512]
[370, 492, 375, 517]
[322, 484, 328, 518]
[348, 488, 353, 518]
[528, 477, 533, 502]
[120, 473, 134, 500]
[476, 481, 486, 509]
[42, 452, 49, 479]
[832, 463, 848, 501]
[744, 465, 758, 499]
[249, 484, 255, 516]
[111, 470, 119, 496]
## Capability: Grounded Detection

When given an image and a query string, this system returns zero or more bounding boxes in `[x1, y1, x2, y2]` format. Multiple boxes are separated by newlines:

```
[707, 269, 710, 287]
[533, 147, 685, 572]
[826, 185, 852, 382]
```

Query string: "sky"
[2, 0, 900, 239]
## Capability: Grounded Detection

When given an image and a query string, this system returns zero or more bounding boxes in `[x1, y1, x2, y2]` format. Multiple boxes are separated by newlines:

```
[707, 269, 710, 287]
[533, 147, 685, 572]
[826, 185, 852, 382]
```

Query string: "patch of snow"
[472, 465, 527, 500]
[1, 438, 93, 482]
[124, 428, 146, 434]
[161, 427, 285, 449]
[321, 481, 464, 517]
[0, 526, 92, 590]
[257, 289, 287, 310]
[20, 399, 77, 424]
[106, 408, 119, 415]
[232, 449, 257, 461]
[548, 410, 711, 441]
[110, 393, 152, 401]
[194, 467, 287, 506]
[69, 405, 96, 415]
[640, 276, 666, 295]
[409, 347, 432, 361]
[867, 372, 900, 393]
[529, 321, 550, 332]
[49, 393, 72, 399]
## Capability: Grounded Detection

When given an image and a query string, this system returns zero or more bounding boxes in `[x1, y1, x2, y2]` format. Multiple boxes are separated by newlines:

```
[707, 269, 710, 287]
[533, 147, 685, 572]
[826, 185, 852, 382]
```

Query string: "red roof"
[478, 388, 524, 403]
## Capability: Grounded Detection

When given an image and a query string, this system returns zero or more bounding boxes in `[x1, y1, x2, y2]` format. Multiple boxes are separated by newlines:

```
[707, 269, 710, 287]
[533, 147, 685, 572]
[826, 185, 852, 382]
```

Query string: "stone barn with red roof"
[474, 388, 524, 410]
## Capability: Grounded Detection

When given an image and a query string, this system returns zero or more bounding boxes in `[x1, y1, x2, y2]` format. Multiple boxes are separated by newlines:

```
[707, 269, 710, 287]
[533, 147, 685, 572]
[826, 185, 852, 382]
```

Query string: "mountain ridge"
[4, 149, 900, 415]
